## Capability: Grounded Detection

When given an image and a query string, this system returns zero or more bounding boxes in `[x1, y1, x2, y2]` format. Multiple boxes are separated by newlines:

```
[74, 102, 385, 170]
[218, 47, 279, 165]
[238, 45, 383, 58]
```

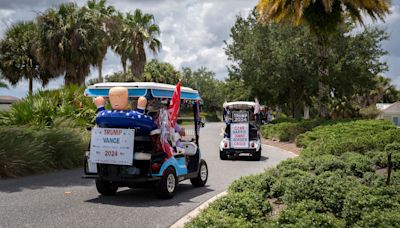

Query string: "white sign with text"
[89, 128, 134, 165]
[230, 123, 249, 149]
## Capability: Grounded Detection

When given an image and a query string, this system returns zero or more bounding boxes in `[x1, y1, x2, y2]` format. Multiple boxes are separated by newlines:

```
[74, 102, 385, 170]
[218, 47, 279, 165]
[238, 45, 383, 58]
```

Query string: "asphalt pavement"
[0, 122, 295, 228]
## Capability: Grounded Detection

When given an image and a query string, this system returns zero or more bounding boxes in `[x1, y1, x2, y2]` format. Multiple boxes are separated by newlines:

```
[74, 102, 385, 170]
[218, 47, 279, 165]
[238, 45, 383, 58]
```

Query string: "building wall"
[0, 103, 11, 111]
[380, 113, 400, 126]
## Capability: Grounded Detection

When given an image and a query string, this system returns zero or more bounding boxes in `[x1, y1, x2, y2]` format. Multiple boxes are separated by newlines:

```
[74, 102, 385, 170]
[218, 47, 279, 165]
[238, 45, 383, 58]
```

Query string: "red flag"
[168, 82, 181, 128]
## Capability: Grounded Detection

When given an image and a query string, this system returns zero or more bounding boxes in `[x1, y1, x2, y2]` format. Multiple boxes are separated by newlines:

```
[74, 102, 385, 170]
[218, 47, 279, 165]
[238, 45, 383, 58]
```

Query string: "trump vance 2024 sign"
[89, 128, 134, 165]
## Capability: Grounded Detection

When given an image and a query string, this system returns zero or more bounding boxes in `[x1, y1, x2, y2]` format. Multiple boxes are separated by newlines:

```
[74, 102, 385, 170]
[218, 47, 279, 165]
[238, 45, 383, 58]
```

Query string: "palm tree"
[86, 0, 116, 82]
[122, 9, 162, 79]
[256, 0, 390, 117]
[35, 3, 100, 85]
[0, 21, 52, 95]
[0, 75, 8, 89]
[112, 12, 130, 75]
[0, 81, 7, 89]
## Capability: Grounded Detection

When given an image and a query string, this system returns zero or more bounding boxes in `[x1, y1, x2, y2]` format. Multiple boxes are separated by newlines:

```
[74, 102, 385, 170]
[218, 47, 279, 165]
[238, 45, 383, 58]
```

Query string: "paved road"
[0, 122, 295, 228]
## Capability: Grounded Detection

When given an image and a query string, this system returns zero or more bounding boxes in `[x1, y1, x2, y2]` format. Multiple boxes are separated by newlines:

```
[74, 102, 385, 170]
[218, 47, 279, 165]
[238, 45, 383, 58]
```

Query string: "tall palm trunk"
[121, 57, 127, 74]
[28, 77, 33, 96]
[98, 60, 103, 83]
[131, 37, 146, 80]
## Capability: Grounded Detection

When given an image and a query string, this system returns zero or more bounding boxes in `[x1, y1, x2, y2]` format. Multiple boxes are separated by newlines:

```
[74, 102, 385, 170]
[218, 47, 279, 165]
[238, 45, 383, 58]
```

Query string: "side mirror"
[86, 126, 92, 131]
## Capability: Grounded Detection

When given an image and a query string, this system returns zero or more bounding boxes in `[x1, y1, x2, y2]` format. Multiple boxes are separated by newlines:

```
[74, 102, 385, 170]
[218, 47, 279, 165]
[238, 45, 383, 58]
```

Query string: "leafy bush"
[341, 152, 374, 177]
[296, 120, 392, 151]
[229, 172, 276, 198]
[0, 125, 88, 178]
[0, 85, 96, 128]
[359, 105, 382, 119]
[311, 154, 347, 175]
[283, 172, 357, 215]
[300, 120, 396, 157]
[188, 120, 400, 227]
[269, 200, 345, 228]
[355, 210, 400, 228]
[186, 208, 252, 228]
[342, 186, 400, 225]
[262, 119, 338, 142]
[209, 191, 272, 224]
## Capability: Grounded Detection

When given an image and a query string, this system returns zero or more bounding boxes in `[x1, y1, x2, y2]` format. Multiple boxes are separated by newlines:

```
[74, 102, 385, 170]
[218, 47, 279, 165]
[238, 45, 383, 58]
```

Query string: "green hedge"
[0, 120, 89, 178]
[187, 120, 400, 227]
[261, 119, 339, 142]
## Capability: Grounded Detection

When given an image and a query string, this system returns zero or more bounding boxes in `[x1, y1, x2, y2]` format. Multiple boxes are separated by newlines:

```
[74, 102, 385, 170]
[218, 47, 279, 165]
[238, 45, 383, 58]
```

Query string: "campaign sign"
[230, 123, 249, 149]
[89, 128, 134, 165]
[232, 111, 249, 123]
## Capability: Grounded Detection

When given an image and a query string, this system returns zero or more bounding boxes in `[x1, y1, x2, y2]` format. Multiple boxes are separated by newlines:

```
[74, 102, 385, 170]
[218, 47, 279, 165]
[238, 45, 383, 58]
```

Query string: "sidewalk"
[261, 138, 301, 155]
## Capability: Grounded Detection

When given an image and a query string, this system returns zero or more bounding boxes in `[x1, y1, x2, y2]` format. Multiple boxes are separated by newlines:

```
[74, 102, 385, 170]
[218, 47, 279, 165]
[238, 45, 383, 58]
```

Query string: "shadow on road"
[223, 155, 268, 162]
[0, 168, 92, 193]
[85, 183, 214, 207]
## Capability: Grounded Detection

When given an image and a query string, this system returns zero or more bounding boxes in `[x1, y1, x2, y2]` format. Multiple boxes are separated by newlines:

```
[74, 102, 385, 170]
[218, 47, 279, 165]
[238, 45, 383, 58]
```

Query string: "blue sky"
[0, 0, 399, 98]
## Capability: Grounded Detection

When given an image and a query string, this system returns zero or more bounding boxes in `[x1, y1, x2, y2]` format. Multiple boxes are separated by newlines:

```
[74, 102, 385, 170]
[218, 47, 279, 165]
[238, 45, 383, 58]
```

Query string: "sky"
[0, 0, 399, 98]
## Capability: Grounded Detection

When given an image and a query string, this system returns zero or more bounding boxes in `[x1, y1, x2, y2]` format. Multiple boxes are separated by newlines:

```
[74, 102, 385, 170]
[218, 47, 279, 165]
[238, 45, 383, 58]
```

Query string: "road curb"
[170, 191, 228, 228]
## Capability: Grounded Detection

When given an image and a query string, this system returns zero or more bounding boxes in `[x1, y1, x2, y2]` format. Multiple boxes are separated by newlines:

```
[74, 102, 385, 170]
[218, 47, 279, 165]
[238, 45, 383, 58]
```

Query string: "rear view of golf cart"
[219, 101, 262, 161]
[83, 82, 208, 199]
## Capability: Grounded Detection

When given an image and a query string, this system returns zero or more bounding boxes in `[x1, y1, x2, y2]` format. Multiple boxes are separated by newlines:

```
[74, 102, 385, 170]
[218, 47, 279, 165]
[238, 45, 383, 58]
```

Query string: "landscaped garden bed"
[187, 120, 400, 227]
[0, 86, 92, 178]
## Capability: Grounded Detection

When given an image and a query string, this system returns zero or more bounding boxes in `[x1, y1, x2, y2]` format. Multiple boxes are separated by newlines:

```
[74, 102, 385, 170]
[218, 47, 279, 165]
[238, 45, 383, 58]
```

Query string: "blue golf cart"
[83, 82, 208, 199]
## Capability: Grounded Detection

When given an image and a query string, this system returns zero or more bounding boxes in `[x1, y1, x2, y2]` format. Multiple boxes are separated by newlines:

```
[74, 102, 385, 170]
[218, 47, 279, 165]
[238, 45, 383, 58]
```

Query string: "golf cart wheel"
[220, 150, 228, 160]
[96, 180, 118, 196]
[155, 167, 177, 199]
[190, 160, 208, 187]
[252, 149, 261, 161]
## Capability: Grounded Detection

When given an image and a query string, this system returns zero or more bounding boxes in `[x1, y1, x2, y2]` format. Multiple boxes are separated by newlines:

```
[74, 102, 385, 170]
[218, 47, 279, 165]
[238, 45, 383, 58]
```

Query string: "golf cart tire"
[220, 150, 228, 160]
[96, 180, 118, 196]
[190, 160, 208, 187]
[252, 149, 261, 161]
[155, 167, 177, 199]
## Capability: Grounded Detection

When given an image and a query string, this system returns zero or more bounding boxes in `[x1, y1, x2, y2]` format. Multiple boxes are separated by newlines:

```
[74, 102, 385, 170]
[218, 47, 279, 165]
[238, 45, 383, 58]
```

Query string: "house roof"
[376, 102, 400, 114]
[0, 96, 19, 104]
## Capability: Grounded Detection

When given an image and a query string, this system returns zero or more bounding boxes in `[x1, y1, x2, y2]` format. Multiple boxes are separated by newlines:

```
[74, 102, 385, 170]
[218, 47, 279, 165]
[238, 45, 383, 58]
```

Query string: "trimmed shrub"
[367, 150, 400, 169]
[269, 200, 345, 228]
[209, 191, 272, 224]
[341, 152, 374, 177]
[342, 186, 400, 225]
[284, 172, 358, 216]
[355, 210, 400, 228]
[228, 172, 276, 198]
[186, 208, 252, 228]
[311, 154, 347, 175]
[277, 157, 311, 172]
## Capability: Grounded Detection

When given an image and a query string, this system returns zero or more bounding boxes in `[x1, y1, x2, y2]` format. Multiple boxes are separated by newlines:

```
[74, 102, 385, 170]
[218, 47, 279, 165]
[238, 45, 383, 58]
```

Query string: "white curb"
[170, 191, 228, 228]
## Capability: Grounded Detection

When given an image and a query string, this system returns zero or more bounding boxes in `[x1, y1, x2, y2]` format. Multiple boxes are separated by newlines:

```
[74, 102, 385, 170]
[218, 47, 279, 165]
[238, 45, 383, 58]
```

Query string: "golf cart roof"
[84, 82, 201, 100]
[223, 101, 256, 110]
